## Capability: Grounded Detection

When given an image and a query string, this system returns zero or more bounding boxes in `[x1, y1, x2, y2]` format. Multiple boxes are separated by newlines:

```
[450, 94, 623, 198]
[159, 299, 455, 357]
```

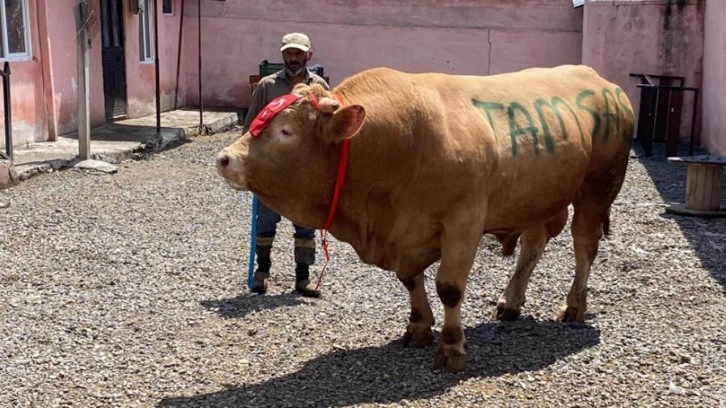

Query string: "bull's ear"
[324, 105, 366, 143]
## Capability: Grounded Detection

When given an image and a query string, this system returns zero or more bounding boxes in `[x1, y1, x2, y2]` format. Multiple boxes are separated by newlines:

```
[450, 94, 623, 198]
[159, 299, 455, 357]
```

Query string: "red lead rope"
[315, 136, 351, 291]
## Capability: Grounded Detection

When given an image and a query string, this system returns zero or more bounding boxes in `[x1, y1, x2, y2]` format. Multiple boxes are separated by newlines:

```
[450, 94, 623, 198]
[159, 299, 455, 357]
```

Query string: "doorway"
[100, 0, 127, 120]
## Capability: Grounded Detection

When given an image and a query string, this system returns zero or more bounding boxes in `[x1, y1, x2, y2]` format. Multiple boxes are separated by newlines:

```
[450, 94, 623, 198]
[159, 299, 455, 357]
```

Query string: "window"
[138, 0, 153, 62]
[162, 0, 173, 15]
[0, 0, 31, 60]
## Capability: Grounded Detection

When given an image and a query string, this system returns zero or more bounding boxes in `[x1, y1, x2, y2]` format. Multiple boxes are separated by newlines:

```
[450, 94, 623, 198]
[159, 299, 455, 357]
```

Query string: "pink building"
[0, 0, 183, 148]
[1, 0, 724, 156]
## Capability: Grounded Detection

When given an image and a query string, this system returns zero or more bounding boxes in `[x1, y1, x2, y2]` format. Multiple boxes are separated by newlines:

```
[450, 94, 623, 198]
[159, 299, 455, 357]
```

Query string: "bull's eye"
[281, 128, 292, 137]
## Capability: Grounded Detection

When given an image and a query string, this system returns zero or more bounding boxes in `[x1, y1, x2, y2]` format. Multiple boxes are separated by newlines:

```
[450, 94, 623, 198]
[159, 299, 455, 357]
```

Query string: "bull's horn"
[318, 97, 340, 113]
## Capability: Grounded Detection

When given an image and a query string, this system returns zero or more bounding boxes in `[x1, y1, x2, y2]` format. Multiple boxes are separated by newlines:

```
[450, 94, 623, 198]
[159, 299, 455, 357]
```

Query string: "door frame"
[100, 0, 128, 120]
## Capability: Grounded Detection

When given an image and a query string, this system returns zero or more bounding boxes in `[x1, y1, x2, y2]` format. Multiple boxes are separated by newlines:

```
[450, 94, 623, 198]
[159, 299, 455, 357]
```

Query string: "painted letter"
[533, 96, 585, 152]
[576, 89, 601, 140]
[507, 102, 540, 156]
[601, 88, 622, 142]
[472, 99, 505, 132]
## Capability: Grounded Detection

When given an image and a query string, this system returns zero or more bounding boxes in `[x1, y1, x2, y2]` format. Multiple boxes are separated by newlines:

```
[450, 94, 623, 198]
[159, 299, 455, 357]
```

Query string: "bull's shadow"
[158, 319, 599, 407]
[200, 292, 309, 319]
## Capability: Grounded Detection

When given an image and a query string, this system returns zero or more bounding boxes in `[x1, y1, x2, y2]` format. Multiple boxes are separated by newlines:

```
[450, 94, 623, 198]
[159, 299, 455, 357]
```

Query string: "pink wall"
[0, 0, 46, 149]
[42, 0, 106, 137]
[181, 0, 583, 109]
[6, 0, 721, 156]
[43, 0, 183, 134]
[1, 0, 185, 149]
[124, 0, 184, 118]
[701, 0, 726, 156]
[582, 0, 705, 145]
[41, 0, 184, 138]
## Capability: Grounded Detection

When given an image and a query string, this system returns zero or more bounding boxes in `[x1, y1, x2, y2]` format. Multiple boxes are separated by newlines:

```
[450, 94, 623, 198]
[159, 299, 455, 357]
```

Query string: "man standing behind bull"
[241, 32, 329, 298]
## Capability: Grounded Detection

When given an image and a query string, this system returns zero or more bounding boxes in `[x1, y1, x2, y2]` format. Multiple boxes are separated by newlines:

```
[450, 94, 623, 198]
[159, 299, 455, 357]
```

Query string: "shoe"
[294, 279, 321, 298]
[251, 270, 269, 294]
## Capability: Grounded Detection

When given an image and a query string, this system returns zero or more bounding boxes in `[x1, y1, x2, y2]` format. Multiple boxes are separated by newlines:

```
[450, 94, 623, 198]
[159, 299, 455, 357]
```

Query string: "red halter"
[310, 93, 350, 291]
[250, 91, 349, 292]
[248, 94, 299, 137]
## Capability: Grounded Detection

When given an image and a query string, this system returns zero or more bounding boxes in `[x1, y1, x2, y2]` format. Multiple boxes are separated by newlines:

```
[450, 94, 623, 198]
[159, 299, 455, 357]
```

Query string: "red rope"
[313, 93, 350, 292]
[315, 135, 350, 291]
[315, 230, 331, 291]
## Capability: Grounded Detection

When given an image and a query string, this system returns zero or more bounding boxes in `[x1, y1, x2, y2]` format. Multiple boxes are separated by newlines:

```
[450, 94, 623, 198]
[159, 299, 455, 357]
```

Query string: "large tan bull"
[217, 65, 634, 372]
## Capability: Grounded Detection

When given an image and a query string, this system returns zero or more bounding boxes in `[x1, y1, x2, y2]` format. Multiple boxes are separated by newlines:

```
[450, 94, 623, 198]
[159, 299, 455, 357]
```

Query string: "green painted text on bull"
[472, 87, 631, 157]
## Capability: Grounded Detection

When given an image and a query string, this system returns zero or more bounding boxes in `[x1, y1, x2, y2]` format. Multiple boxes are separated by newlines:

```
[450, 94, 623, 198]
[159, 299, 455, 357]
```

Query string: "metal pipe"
[248, 196, 258, 289]
[637, 84, 698, 91]
[2, 62, 11, 161]
[173, 0, 185, 110]
[154, 0, 160, 134]
[689, 89, 698, 156]
[198, 0, 202, 129]
[630, 73, 685, 84]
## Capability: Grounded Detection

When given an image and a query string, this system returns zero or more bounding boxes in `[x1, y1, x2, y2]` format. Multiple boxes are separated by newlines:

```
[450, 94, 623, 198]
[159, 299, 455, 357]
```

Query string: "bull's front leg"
[434, 224, 481, 373]
[396, 271, 435, 347]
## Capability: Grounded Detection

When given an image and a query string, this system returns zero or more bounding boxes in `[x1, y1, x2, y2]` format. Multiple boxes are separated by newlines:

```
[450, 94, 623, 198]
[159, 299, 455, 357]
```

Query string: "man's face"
[282, 48, 309, 76]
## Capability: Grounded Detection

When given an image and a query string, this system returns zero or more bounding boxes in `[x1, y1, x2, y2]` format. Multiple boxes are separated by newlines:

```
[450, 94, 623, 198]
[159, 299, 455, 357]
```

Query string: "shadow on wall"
[158, 318, 599, 407]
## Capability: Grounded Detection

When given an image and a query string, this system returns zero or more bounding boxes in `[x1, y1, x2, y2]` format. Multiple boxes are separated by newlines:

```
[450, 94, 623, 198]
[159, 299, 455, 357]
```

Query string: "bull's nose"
[216, 153, 230, 169]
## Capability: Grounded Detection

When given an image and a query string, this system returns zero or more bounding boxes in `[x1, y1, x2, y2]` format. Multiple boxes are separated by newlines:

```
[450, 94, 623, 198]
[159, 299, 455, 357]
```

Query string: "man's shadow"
[158, 318, 599, 407]
[199, 290, 310, 319]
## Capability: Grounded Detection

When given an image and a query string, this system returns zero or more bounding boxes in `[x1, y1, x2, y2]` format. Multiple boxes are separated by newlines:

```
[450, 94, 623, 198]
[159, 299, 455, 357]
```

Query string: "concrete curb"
[4, 111, 239, 189]
[0, 157, 19, 190]
[16, 159, 70, 182]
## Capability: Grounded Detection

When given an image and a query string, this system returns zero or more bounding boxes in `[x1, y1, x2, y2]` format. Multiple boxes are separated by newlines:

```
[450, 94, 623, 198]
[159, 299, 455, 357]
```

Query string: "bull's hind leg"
[396, 270, 435, 347]
[493, 226, 548, 321]
[559, 207, 605, 322]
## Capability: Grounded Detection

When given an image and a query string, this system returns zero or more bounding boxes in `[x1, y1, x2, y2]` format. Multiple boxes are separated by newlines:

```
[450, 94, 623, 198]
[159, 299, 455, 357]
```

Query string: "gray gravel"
[1, 130, 724, 408]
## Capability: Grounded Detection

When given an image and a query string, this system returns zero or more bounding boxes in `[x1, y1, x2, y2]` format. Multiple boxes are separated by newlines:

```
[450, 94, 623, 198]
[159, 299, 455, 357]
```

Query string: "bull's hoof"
[557, 305, 586, 323]
[434, 346, 466, 373]
[400, 328, 434, 348]
[492, 297, 525, 321]
[492, 306, 521, 321]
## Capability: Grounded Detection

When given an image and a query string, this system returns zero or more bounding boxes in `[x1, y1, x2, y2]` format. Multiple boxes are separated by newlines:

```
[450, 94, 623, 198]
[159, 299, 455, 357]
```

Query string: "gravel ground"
[1, 130, 724, 408]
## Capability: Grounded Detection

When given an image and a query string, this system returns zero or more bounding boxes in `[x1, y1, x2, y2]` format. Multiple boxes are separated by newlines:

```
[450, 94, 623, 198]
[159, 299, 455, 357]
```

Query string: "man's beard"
[285, 61, 307, 77]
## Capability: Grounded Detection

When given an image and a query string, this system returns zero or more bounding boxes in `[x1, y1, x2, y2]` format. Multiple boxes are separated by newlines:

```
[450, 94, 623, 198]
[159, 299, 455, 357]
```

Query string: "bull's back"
[430, 66, 633, 230]
[421, 66, 631, 230]
[337, 66, 633, 234]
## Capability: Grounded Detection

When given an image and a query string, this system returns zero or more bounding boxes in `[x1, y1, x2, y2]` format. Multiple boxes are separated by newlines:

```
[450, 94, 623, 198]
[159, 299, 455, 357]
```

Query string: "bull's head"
[216, 83, 366, 227]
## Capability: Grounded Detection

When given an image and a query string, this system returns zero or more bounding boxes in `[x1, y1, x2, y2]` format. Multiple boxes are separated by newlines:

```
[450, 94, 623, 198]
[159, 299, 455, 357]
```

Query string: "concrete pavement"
[1, 108, 241, 189]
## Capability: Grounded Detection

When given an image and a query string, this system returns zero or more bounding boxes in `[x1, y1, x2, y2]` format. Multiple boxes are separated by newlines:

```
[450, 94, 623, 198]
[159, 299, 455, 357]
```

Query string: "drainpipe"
[154, 0, 160, 134]
[36, 0, 57, 142]
[2, 62, 11, 161]
[198, 0, 203, 129]
[173, 0, 184, 109]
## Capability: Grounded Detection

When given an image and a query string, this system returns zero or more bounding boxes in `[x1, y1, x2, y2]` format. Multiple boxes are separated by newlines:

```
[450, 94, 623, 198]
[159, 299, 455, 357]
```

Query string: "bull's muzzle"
[216, 152, 231, 170]
[216, 151, 247, 190]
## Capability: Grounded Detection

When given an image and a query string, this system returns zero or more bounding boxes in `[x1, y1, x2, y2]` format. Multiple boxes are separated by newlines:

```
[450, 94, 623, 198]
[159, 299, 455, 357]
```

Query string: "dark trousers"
[255, 201, 316, 281]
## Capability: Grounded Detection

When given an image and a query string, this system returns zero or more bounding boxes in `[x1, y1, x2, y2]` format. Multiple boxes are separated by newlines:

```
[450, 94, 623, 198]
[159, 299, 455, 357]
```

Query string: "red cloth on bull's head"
[249, 94, 300, 137]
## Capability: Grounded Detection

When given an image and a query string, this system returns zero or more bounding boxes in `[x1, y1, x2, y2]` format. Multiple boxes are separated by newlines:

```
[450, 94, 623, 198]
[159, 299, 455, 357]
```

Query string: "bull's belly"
[482, 191, 575, 233]
[350, 216, 443, 273]
[355, 240, 441, 273]
[480, 148, 588, 231]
